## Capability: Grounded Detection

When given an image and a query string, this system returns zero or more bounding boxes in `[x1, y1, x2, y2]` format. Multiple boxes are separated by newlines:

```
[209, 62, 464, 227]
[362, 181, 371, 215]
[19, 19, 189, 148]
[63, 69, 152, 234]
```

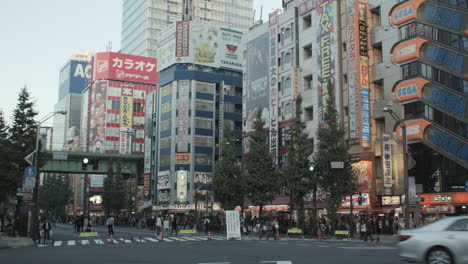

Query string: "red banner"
[93, 52, 157, 85]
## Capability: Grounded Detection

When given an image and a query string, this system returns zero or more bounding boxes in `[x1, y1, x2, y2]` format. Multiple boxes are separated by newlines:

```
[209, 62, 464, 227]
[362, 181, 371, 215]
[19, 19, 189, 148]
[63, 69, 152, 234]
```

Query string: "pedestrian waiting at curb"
[106, 215, 115, 243]
[170, 217, 178, 236]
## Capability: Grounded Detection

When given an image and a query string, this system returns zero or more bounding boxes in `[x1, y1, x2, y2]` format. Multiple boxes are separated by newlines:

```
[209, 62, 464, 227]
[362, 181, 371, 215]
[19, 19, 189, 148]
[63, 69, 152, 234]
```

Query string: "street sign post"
[24, 151, 36, 166]
[24, 166, 37, 177]
[331, 161, 344, 169]
[53, 151, 68, 160]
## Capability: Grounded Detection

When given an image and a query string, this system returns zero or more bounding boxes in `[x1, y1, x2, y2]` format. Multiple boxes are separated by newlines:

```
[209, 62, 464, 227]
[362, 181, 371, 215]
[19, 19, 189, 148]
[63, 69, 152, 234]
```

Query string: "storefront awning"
[337, 208, 367, 214]
[367, 206, 399, 214]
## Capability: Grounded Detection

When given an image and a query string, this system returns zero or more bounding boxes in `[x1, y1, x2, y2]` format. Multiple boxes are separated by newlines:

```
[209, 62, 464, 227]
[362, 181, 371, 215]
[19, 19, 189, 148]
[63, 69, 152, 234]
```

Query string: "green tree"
[9, 87, 38, 189]
[244, 110, 278, 219]
[103, 160, 131, 215]
[313, 81, 356, 223]
[213, 122, 242, 210]
[0, 110, 15, 202]
[282, 96, 314, 230]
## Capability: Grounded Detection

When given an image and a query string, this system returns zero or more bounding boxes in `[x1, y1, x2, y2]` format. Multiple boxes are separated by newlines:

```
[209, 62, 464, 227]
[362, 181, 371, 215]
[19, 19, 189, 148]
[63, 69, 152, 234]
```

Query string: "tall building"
[388, 0, 468, 216]
[153, 21, 243, 211]
[121, 0, 254, 57]
[51, 52, 92, 151]
[80, 51, 158, 214]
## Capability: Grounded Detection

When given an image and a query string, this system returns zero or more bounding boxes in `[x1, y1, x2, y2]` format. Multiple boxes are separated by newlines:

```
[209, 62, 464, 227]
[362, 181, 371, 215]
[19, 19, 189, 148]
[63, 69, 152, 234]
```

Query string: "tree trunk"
[289, 192, 294, 228]
[299, 198, 305, 231]
[312, 185, 318, 236]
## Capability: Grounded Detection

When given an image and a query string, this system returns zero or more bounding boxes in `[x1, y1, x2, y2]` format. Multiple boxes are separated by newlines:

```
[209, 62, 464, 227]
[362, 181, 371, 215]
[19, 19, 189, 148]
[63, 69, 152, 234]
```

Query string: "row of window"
[400, 22, 468, 51]
[108, 101, 145, 113]
[159, 153, 212, 167]
[401, 61, 468, 94]
[435, 0, 468, 8]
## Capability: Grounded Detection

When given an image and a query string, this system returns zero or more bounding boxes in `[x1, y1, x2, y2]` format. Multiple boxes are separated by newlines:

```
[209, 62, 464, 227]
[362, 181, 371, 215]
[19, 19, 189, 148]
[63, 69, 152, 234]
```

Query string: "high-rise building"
[121, 0, 254, 57]
[153, 21, 243, 210]
[51, 52, 92, 151]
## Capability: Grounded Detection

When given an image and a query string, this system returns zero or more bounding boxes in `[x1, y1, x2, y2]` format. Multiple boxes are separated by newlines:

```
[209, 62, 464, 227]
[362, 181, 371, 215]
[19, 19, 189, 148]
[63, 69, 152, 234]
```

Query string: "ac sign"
[74, 63, 91, 78]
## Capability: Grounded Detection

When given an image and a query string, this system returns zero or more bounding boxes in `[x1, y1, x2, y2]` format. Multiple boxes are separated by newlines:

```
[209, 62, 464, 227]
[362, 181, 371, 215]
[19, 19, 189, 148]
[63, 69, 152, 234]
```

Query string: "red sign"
[419, 192, 468, 205]
[93, 52, 157, 85]
[143, 173, 150, 200]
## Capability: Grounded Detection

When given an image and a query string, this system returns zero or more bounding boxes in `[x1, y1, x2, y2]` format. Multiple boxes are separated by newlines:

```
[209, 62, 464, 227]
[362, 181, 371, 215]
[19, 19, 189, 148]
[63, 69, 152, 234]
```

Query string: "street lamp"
[31, 111, 66, 241]
[383, 106, 409, 229]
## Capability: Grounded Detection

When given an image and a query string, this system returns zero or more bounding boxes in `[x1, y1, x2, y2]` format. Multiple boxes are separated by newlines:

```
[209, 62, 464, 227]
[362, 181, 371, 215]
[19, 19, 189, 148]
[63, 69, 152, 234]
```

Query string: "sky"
[0, 0, 281, 126]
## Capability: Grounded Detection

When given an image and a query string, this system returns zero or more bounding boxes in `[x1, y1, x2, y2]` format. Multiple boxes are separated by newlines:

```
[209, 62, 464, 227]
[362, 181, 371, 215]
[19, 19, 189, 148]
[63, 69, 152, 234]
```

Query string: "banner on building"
[119, 86, 133, 154]
[316, 0, 337, 124]
[176, 153, 191, 164]
[178, 80, 190, 136]
[158, 189, 170, 204]
[143, 173, 150, 200]
[158, 171, 170, 189]
[382, 134, 392, 188]
[226, 210, 241, 240]
[346, 0, 360, 140]
[177, 170, 188, 202]
[244, 32, 270, 133]
[91, 80, 108, 153]
[176, 21, 190, 57]
[292, 67, 301, 100]
[93, 52, 157, 85]
[194, 173, 213, 190]
[357, 2, 370, 148]
[269, 11, 279, 164]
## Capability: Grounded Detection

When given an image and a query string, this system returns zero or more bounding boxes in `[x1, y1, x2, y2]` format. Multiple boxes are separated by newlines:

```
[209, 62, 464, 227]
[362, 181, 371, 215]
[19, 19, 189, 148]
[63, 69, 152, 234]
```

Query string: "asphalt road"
[0, 234, 400, 264]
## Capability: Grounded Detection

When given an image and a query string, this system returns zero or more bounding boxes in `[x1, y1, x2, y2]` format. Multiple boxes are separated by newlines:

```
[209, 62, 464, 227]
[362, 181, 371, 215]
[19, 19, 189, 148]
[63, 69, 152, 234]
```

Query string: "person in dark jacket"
[364, 218, 375, 241]
[170, 217, 178, 236]
[42, 219, 52, 241]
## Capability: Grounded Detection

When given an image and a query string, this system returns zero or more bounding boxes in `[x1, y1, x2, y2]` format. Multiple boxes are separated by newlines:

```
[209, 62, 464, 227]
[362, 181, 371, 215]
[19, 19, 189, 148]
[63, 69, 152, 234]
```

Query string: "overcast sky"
[0, 0, 281, 126]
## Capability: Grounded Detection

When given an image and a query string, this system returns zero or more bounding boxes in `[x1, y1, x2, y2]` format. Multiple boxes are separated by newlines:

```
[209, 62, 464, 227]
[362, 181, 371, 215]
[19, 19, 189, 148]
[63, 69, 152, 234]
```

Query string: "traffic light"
[309, 164, 315, 172]
[82, 158, 98, 171]
[358, 192, 363, 205]
[82, 158, 89, 170]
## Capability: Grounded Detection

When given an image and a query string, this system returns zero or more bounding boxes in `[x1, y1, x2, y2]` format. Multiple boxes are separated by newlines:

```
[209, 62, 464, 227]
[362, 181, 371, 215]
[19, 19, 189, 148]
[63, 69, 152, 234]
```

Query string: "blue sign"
[426, 86, 466, 118]
[465, 181, 468, 191]
[425, 127, 468, 163]
[58, 60, 90, 100]
[16, 187, 23, 193]
[425, 45, 464, 73]
[424, 5, 461, 31]
[24, 166, 37, 177]
[393, 6, 414, 23]
[361, 88, 370, 143]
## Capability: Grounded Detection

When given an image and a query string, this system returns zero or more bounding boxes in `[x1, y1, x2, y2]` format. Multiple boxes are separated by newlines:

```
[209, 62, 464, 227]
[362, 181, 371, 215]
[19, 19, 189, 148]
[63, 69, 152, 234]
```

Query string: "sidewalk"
[0, 233, 34, 249]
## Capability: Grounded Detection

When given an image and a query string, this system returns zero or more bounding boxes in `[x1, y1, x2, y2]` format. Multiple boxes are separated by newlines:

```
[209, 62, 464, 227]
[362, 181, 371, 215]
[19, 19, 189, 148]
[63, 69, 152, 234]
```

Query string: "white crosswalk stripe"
[119, 238, 133, 243]
[167, 236, 186, 241]
[67, 240, 75, 246]
[94, 239, 105, 244]
[160, 237, 174, 242]
[81, 240, 90, 245]
[53, 241, 62, 247]
[133, 237, 147, 242]
[211, 236, 225, 241]
[181, 236, 201, 241]
[107, 239, 118, 244]
[193, 236, 208, 241]
[144, 237, 159, 242]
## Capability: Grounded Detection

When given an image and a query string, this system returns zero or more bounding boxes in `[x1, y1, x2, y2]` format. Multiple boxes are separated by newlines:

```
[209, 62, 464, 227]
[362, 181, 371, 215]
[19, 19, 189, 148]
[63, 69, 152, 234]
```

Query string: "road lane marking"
[161, 237, 174, 242]
[107, 239, 118, 244]
[339, 246, 397, 250]
[192, 236, 208, 241]
[260, 261, 293, 264]
[211, 236, 225, 240]
[167, 237, 186, 241]
[81, 240, 90, 245]
[53, 241, 62, 247]
[296, 244, 308, 246]
[119, 238, 133, 243]
[67, 240, 75, 246]
[94, 239, 104, 244]
[144, 237, 159, 242]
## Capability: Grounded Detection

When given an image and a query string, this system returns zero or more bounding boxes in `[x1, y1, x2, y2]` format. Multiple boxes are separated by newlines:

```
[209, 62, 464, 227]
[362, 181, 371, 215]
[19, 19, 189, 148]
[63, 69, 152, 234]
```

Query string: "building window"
[161, 84, 172, 97]
[303, 44, 312, 60]
[160, 119, 171, 132]
[304, 74, 313, 89]
[160, 137, 171, 149]
[372, 42, 383, 65]
[159, 154, 170, 167]
[111, 100, 120, 110]
[303, 14, 312, 29]
[196, 81, 214, 94]
[195, 118, 213, 129]
[133, 102, 144, 113]
[371, 6, 381, 27]
[195, 154, 212, 165]
[196, 100, 214, 111]
[343, 74, 348, 84]
[285, 52, 292, 66]
[195, 136, 213, 147]
[161, 102, 172, 113]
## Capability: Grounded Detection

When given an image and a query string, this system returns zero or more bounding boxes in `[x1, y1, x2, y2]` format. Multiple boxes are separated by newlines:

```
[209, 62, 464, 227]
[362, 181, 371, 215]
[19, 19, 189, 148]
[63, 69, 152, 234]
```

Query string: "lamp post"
[383, 107, 409, 229]
[31, 111, 66, 241]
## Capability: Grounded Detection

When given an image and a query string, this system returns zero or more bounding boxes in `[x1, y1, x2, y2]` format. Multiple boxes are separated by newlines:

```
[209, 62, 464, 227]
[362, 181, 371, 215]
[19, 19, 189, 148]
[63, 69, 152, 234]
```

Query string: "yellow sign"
[287, 228, 303, 234]
[120, 88, 134, 128]
[79, 232, 98, 237]
[335, 230, 349, 235]
[180, 229, 197, 234]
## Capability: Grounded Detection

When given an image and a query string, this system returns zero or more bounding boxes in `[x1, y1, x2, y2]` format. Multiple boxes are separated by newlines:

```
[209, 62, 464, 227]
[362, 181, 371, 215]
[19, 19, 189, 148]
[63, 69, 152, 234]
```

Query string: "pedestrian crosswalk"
[39, 236, 227, 248]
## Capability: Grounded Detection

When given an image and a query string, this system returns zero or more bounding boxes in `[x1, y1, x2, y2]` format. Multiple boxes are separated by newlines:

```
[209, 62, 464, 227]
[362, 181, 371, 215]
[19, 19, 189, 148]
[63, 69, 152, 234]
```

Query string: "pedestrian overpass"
[39, 151, 143, 175]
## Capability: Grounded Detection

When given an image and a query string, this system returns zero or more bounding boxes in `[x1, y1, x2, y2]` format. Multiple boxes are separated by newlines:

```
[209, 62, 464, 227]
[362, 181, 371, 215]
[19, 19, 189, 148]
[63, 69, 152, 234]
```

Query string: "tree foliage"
[282, 96, 314, 229]
[0, 110, 15, 203]
[313, 81, 356, 222]
[102, 160, 132, 215]
[9, 87, 38, 190]
[213, 122, 242, 210]
[38, 174, 72, 216]
[244, 110, 278, 218]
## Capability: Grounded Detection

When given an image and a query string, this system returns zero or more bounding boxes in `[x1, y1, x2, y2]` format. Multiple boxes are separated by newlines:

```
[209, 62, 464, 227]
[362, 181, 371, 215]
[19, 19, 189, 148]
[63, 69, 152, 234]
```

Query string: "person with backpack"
[106, 215, 115, 243]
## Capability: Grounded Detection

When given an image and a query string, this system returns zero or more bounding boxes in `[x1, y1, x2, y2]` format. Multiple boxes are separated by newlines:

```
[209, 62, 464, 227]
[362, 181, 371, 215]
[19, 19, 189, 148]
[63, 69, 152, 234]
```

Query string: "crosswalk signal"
[358, 192, 363, 205]
[82, 158, 89, 170]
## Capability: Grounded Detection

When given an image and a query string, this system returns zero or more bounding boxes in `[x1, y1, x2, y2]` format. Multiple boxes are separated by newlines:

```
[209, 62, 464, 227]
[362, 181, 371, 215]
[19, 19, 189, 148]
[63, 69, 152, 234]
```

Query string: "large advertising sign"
[226, 210, 241, 240]
[292, 67, 301, 100]
[93, 52, 157, 85]
[90, 175, 104, 188]
[316, 0, 336, 124]
[59, 60, 91, 100]
[382, 134, 392, 188]
[178, 80, 190, 137]
[177, 170, 188, 202]
[158, 190, 170, 204]
[158, 171, 170, 189]
[390, 0, 468, 36]
[90, 80, 107, 153]
[244, 33, 270, 133]
[299, 0, 316, 16]
[119, 86, 134, 154]
[346, 0, 360, 140]
[194, 172, 213, 190]
[159, 22, 243, 72]
[357, 2, 370, 148]
[143, 91, 154, 201]
[269, 11, 279, 163]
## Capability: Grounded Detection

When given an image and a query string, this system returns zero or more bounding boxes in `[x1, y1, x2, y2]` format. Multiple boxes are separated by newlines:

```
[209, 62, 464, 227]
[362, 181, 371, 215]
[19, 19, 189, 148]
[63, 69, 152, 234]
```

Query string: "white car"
[399, 216, 468, 264]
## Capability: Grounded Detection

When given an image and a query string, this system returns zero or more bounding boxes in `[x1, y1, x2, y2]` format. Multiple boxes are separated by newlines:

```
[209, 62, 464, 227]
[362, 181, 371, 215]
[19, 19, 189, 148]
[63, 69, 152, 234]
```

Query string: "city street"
[0, 224, 400, 264]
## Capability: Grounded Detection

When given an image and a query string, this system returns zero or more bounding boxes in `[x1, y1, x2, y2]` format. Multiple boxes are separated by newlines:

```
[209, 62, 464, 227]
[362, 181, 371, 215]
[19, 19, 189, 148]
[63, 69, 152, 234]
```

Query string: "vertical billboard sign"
[177, 81, 190, 153]
[91, 80, 107, 153]
[244, 33, 270, 133]
[93, 52, 157, 85]
[157, 23, 177, 71]
[143, 91, 154, 200]
[357, 2, 371, 148]
[292, 67, 301, 100]
[269, 11, 279, 164]
[176, 21, 190, 57]
[382, 134, 393, 188]
[119, 85, 134, 154]
[346, 0, 359, 140]
[217, 28, 243, 70]
[177, 170, 188, 202]
[316, 0, 336, 124]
